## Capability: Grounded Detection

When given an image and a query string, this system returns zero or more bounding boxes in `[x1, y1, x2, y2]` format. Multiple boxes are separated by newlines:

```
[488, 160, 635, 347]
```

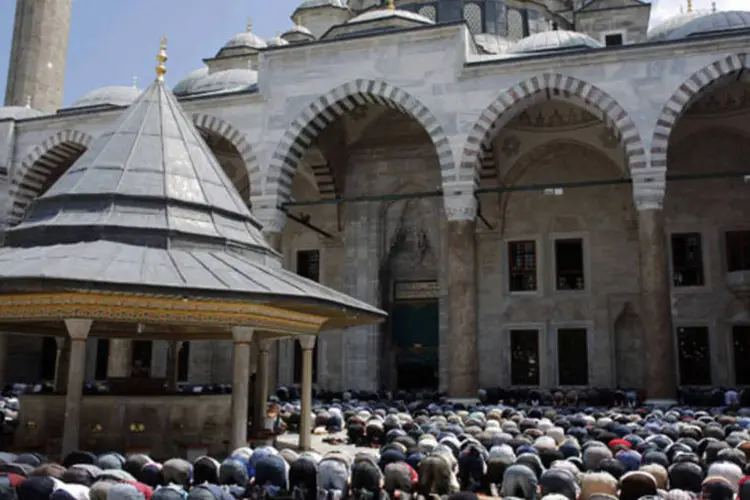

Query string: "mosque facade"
[1, 0, 750, 399]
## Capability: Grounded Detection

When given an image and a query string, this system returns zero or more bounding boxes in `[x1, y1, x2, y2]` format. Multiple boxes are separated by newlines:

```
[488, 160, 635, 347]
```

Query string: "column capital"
[297, 334, 316, 351]
[251, 195, 287, 234]
[632, 167, 666, 212]
[231, 327, 254, 345]
[55, 336, 66, 350]
[442, 181, 477, 222]
[255, 337, 272, 352]
[64, 319, 92, 341]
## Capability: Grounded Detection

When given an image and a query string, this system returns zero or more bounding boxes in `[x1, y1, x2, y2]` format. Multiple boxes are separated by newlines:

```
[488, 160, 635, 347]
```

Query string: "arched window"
[463, 3, 483, 34]
[418, 5, 437, 22]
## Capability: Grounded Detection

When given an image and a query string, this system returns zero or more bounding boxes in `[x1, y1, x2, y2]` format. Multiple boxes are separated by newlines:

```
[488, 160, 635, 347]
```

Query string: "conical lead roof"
[6, 75, 269, 253]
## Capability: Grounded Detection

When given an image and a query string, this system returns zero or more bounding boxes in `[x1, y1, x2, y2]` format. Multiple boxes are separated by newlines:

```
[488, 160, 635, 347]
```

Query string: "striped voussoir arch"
[9, 129, 93, 225]
[461, 73, 647, 184]
[651, 53, 748, 170]
[263, 79, 454, 204]
[192, 113, 260, 196]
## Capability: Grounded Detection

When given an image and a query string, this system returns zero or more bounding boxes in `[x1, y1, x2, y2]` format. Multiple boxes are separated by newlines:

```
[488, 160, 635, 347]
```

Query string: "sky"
[0, 0, 747, 108]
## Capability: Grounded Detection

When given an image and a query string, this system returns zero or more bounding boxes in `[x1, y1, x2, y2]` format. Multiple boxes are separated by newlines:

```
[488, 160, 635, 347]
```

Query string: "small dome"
[0, 106, 44, 121]
[296, 0, 347, 10]
[223, 30, 267, 50]
[647, 11, 707, 41]
[474, 33, 512, 54]
[173, 67, 209, 96]
[267, 34, 290, 47]
[282, 24, 315, 40]
[662, 10, 750, 40]
[347, 8, 434, 26]
[506, 30, 603, 54]
[69, 85, 142, 109]
[190, 68, 258, 96]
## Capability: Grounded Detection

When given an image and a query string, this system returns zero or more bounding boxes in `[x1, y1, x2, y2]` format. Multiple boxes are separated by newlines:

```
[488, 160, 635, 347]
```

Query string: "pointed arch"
[192, 113, 260, 199]
[650, 53, 748, 171]
[460, 73, 647, 184]
[262, 79, 454, 204]
[9, 129, 93, 225]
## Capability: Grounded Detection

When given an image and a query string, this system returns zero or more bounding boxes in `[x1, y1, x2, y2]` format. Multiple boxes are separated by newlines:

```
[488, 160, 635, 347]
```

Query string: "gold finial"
[25, 95, 32, 109]
[385, 0, 395, 10]
[246, 18, 253, 32]
[156, 35, 167, 81]
[686, 0, 693, 12]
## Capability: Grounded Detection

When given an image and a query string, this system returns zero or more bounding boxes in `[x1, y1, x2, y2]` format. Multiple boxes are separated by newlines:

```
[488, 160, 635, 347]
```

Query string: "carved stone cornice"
[443, 181, 477, 222]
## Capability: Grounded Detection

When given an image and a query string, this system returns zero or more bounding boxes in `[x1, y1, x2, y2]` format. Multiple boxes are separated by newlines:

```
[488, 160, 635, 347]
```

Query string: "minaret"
[4, 0, 72, 113]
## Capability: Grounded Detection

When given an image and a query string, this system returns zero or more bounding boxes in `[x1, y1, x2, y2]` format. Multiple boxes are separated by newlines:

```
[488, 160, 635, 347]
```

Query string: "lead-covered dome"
[347, 8, 433, 26]
[69, 86, 142, 109]
[296, 0, 347, 10]
[190, 69, 258, 96]
[661, 11, 750, 40]
[507, 30, 603, 54]
[647, 11, 707, 41]
[0, 106, 44, 120]
[223, 30, 267, 50]
[173, 67, 209, 96]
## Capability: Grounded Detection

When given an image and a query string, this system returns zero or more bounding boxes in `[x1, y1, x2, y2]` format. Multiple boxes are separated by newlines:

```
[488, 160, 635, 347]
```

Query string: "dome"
[647, 11, 707, 41]
[282, 24, 314, 38]
[506, 30, 603, 54]
[190, 68, 258, 96]
[69, 86, 142, 109]
[346, 8, 434, 26]
[222, 30, 266, 50]
[266, 33, 290, 47]
[296, 0, 347, 10]
[173, 67, 209, 96]
[0, 106, 44, 121]
[474, 33, 512, 54]
[662, 11, 750, 40]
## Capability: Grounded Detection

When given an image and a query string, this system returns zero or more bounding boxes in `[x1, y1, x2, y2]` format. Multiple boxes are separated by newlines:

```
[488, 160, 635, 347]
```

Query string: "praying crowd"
[5, 394, 750, 500]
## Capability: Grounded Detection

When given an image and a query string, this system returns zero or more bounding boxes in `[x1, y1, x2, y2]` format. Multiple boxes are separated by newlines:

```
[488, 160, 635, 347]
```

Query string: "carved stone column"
[230, 328, 253, 450]
[633, 170, 676, 403]
[443, 182, 479, 398]
[298, 335, 316, 451]
[54, 336, 69, 391]
[252, 338, 271, 436]
[62, 319, 92, 456]
[107, 339, 132, 378]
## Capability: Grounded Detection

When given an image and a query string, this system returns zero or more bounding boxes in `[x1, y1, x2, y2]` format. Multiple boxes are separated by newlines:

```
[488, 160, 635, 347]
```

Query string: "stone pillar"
[634, 170, 676, 402]
[252, 338, 271, 436]
[166, 341, 182, 391]
[443, 182, 479, 398]
[61, 319, 92, 456]
[298, 335, 316, 451]
[107, 339, 132, 378]
[0, 334, 6, 389]
[230, 328, 253, 450]
[54, 336, 68, 391]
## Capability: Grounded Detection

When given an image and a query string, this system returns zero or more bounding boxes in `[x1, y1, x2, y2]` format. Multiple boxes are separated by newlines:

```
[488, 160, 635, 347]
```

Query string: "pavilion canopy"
[0, 67, 385, 339]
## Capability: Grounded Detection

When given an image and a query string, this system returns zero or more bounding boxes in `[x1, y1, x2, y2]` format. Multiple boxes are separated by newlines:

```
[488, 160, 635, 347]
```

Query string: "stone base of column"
[645, 398, 678, 408]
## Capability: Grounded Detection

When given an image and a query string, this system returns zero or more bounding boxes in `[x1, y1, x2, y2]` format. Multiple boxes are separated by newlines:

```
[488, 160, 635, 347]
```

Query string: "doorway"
[390, 300, 439, 390]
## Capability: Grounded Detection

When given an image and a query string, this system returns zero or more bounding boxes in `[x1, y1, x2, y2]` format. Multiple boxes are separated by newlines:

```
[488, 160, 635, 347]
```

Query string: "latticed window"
[463, 3, 483, 34]
[508, 240, 537, 292]
[418, 5, 437, 22]
[507, 9, 524, 40]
